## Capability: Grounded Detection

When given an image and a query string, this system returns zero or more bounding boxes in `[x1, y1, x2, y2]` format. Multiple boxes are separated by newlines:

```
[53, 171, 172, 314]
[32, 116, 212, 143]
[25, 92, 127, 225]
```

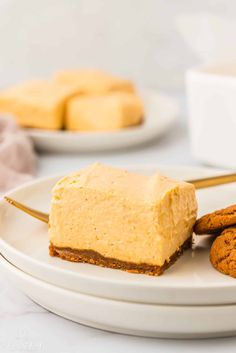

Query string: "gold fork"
[4, 196, 49, 223]
[4, 172, 236, 224]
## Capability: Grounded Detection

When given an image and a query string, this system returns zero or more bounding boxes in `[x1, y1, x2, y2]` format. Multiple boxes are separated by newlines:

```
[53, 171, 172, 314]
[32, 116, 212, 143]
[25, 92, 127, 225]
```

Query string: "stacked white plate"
[0, 165, 236, 339]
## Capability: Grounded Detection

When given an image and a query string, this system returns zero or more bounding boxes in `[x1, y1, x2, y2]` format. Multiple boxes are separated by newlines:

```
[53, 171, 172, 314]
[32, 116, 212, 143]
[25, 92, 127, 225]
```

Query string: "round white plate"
[0, 254, 235, 339]
[0, 165, 236, 306]
[26, 90, 178, 152]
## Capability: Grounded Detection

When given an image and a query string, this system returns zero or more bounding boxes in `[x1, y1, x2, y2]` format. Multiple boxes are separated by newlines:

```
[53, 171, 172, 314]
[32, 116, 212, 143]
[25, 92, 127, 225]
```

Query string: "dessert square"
[65, 92, 144, 131]
[55, 69, 135, 94]
[0, 80, 78, 129]
[49, 163, 197, 275]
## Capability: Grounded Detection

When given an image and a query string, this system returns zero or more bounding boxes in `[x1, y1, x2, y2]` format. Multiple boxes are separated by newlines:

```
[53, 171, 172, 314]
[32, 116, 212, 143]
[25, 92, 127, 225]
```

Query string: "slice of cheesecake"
[54, 69, 135, 95]
[49, 164, 197, 275]
[0, 80, 78, 129]
[66, 92, 144, 131]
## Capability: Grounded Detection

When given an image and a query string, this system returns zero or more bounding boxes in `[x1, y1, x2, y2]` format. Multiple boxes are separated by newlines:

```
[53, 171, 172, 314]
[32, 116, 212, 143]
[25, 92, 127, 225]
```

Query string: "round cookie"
[194, 204, 236, 235]
[210, 227, 236, 278]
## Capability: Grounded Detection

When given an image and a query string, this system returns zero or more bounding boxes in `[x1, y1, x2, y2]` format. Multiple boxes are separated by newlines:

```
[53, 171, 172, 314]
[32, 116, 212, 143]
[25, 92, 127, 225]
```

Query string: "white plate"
[0, 165, 236, 306]
[26, 90, 178, 152]
[0, 254, 235, 339]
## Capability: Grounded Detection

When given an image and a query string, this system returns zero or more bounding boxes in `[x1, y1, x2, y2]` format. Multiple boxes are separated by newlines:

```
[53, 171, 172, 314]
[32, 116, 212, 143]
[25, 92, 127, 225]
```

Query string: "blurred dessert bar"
[0, 70, 144, 131]
[0, 80, 78, 129]
[66, 92, 144, 131]
[55, 69, 135, 95]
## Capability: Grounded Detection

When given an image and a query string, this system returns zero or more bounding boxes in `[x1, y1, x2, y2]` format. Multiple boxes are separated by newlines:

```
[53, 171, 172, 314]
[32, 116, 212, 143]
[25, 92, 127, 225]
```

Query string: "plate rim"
[1, 252, 236, 308]
[2, 253, 236, 339]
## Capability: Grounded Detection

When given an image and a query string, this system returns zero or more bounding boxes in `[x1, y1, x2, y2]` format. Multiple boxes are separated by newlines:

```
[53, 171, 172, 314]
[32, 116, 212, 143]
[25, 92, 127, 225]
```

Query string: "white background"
[0, 0, 235, 90]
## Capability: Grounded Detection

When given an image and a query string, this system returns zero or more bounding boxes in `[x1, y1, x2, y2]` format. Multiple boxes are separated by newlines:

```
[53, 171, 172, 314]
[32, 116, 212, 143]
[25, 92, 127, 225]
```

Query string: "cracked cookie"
[194, 204, 236, 235]
[210, 227, 236, 278]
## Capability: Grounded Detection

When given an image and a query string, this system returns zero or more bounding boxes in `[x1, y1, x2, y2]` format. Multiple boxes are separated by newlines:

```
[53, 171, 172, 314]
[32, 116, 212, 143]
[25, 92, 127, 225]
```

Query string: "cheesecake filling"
[49, 164, 197, 268]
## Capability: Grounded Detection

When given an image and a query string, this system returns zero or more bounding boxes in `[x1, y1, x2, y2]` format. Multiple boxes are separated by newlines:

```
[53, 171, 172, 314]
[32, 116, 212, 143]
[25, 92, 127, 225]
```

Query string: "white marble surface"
[1, 118, 236, 352]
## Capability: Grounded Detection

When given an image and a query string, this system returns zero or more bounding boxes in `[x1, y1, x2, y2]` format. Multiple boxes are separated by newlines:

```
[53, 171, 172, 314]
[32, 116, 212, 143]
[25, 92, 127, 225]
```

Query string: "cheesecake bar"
[0, 80, 78, 129]
[49, 164, 197, 275]
[55, 69, 135, 95]
[66, 92, 144, 131]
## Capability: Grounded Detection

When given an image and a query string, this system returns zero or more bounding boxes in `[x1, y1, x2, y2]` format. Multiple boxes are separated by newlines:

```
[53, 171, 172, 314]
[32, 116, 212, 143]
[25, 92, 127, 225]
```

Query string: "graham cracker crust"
[49, 237, 192, 276]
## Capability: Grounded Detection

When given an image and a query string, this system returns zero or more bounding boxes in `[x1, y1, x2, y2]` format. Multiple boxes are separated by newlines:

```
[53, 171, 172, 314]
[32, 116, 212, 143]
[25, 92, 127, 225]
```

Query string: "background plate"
[0, 165, 236, 305]
[26, 89, 178, 152]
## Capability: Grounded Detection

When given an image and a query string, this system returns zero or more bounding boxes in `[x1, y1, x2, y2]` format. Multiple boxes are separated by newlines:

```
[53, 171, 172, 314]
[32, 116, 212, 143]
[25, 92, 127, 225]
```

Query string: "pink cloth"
[0, 116, 37, 193]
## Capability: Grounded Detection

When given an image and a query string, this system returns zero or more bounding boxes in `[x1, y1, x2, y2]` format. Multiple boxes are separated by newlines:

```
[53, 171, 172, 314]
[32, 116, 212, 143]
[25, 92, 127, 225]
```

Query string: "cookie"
[210, 227, 236, 278]
[194, 204, 236, 235]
